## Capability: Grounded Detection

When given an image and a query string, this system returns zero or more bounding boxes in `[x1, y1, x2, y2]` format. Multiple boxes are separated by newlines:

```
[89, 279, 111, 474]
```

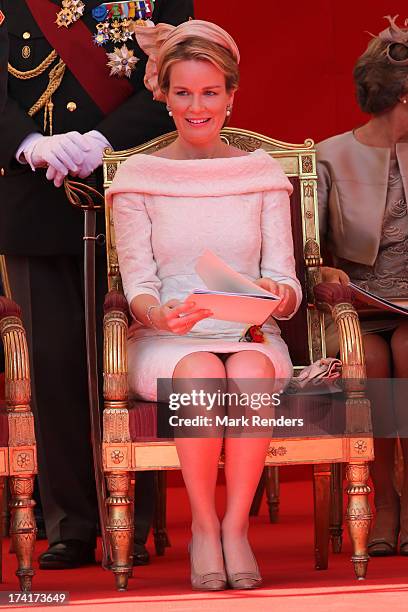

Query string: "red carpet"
[2, 479, 408, 611]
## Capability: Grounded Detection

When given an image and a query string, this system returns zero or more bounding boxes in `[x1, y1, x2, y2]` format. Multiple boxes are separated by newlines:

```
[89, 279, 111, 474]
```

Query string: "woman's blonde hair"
[158, 36, 240, 94]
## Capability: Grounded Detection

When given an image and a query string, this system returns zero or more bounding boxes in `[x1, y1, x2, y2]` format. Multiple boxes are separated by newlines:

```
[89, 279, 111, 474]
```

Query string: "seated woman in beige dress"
[107, 20, 301, 590]
[317, 16, 408, 556]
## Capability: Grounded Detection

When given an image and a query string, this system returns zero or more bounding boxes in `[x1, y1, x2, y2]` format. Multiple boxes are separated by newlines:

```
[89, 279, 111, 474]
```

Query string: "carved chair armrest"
[0, 295, 36, 448]
[314, 283, 364, 372]
[102, 294, 131, 460]
[0, 296, 37, 590]
[0, 297, 36, 449]
[314, 283, 371, 435]
[103, 290, 129, 405]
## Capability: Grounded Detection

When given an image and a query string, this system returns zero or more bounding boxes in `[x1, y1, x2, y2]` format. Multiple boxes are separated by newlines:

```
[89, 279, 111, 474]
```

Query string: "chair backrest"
[103, 127, 325, 368]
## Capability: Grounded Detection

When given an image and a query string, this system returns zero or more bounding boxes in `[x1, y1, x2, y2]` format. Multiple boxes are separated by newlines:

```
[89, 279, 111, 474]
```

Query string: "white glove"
[22, 131, 92, 176]
[44, 131, 111, 187]
[73, 130, 111, 178]
[18, 130, 111, 188]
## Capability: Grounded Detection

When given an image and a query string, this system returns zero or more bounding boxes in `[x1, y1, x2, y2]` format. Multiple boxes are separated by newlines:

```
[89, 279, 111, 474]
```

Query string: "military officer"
[0, 0, 193, 569]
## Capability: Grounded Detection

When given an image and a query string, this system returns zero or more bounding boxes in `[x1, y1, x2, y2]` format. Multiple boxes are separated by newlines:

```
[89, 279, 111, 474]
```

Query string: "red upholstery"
[314, 282, 354, 306]
[129, 401, 158, 441]
[0, 297, 21, 321]
[129, 401, 172, 442]
[104, 289, 129, 317]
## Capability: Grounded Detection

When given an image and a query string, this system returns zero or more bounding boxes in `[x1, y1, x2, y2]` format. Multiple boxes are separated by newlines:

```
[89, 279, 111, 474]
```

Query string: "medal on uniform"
[91, 1, 155, 47]
[93, 21, 109, 46]
[56, 0, 85, 28]
[90, 1, 154, 77]
[106, 44, 140, 78]
[54, 2, 154, 77]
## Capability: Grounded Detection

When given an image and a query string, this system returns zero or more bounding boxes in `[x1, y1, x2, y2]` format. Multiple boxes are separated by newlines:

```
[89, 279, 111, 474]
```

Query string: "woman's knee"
[173, 353, 227, 430]
[225, 350, 275, 379]
[363, 334, 391, 378]
[173, 351, 226, 379]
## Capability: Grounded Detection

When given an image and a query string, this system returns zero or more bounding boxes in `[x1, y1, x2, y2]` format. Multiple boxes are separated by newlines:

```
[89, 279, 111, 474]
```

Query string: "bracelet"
[146, 304, 160, 329]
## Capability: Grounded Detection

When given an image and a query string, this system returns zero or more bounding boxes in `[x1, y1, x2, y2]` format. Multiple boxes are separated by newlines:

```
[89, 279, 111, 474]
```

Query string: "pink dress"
[107, 149, 302, 401]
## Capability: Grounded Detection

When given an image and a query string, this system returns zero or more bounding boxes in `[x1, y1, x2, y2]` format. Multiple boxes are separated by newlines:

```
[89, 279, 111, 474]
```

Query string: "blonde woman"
[107, 20, 301, 590]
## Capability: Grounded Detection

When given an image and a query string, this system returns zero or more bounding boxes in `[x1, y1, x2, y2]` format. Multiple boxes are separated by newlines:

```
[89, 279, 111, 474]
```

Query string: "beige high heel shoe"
[223, 543, 263, 590]
[188, 541, 227, 591]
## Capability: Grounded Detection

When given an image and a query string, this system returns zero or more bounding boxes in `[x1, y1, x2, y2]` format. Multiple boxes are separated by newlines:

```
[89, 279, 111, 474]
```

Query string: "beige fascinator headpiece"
[376, 15, 408, 65]
[133, 19, 240, 102]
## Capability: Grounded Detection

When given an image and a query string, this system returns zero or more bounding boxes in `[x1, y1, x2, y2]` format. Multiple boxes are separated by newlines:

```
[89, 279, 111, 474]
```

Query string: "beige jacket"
[317, 131, 408, 265]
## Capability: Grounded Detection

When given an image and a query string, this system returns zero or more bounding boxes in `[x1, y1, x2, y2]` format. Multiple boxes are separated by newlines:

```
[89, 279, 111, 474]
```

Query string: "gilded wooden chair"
[102, 128, 373, 591]
[0, 289, 37, 591]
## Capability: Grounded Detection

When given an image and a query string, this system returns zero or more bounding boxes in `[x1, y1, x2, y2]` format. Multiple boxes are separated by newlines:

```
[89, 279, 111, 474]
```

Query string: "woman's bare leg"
[391, 322, 408, 548]
[364, 333, 397, 554]
[173, 352, 225, 574]
[222, 350, 275, 575]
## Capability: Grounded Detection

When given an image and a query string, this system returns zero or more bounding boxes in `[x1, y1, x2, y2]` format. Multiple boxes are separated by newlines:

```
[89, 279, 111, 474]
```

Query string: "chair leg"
[128, 476, 135, 578]
[345, 462, 372, 580]
[313, 463, 331, 570]
[249, 469, 265, 516]
[106, 472, 133, 591]
[153, 471, 170, 555]
[265, 466, 280, 523]
[9, 475, 36, 591]
[1, 476, 8, 538]
[330, 463, 343, 553]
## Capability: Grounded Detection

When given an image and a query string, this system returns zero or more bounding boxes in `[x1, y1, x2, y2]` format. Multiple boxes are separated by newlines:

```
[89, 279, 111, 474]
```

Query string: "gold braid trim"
[8, 50, 58, 80]
[8, 51, 66, 135]
[31, 59, 66, 134]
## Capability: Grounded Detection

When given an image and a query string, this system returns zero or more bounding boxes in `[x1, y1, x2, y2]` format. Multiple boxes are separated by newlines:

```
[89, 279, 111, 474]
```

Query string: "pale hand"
[70, 130, 111, 178]
[46, 130, 111, 187]
[253, 277, 296, 318]
[321, 266, 350, 285]
[23, 131, 92, 187]
[150, 299, 213, 335]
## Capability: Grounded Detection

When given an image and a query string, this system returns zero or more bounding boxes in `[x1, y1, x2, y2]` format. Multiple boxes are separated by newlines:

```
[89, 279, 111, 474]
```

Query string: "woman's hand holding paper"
[254, 277, 297, 318]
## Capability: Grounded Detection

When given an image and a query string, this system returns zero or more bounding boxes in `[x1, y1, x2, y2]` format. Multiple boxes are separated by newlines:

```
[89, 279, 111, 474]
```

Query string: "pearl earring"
[166, 105, 173, 117]
[226, 105, 232, 117]
[403, 99, 408, 104]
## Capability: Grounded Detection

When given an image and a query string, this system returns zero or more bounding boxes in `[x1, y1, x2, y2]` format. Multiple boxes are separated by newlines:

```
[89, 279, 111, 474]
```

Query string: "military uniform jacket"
[0, 0, 193, 255]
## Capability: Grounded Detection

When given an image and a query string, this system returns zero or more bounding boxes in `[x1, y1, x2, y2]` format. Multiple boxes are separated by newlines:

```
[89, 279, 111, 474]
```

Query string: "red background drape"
[195, 0, 407, 144]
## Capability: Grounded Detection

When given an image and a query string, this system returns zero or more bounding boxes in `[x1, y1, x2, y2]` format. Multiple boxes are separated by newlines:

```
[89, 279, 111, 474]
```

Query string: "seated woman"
[317, 16, 408, 556]
[107, 20, 301, 590]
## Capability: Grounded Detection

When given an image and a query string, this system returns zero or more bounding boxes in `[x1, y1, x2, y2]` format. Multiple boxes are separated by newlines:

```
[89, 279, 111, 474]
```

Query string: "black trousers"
[5, 254, 154, 546]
